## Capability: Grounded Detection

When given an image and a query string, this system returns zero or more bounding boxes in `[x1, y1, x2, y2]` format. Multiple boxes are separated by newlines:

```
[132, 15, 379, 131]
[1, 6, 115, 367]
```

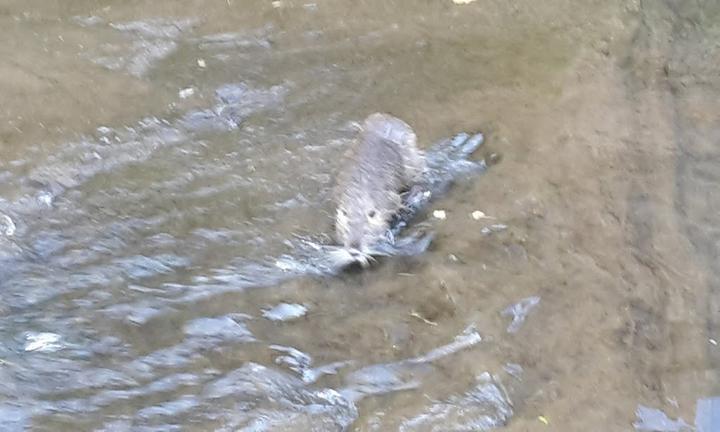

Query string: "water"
[1, 0, 720, 430]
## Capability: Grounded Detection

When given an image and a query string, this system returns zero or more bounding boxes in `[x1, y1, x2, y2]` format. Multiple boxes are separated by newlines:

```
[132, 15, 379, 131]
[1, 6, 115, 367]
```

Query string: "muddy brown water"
[1, 0, 719, 430]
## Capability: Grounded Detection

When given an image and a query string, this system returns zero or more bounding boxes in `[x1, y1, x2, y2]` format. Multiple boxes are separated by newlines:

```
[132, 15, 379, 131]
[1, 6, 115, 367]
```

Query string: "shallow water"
[1, 0, 720, 430]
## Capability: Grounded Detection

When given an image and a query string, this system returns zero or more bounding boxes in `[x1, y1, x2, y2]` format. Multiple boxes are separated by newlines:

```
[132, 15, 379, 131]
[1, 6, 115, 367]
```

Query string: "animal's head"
[335, 191, 394, 264]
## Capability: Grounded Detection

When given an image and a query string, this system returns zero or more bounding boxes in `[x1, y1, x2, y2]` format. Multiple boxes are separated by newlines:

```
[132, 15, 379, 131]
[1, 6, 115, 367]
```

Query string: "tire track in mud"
[617, 0, 720, 403]
[623, 0, 720, 401]
[663, 1, 720, 385]
[619, 0, 677, 401]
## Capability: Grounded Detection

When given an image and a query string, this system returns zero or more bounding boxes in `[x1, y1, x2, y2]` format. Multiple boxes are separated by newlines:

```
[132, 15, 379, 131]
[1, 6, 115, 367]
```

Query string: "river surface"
[1, 1, 720, 430]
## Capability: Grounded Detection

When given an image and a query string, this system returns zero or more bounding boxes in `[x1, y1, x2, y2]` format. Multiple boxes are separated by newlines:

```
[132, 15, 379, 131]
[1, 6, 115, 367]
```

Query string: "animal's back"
[333, 113, 427, 255]
[336, 130, 404, 201]
[336, 113, 425, 197]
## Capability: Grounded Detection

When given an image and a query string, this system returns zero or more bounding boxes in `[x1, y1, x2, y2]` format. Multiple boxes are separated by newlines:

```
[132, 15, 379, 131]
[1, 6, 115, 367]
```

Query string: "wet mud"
[1, 0, 719, 430]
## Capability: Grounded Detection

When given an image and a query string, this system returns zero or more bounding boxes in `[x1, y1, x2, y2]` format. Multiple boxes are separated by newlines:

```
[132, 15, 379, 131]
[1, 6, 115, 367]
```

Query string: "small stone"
[197, 58, 206, 68]
[471, 210, 495, 220]
[179, 87, 195, 99]
[433, 210, 447, 220]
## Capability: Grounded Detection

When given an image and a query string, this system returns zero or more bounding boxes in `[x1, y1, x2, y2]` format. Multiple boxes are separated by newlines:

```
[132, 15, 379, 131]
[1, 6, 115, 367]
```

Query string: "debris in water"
[271, 0, 283, 7]
[633, 405, 691, 431]
[197, 58, 206, 68]
[452, 0, 477, 3]
[342, 325, 483, 403]
[341, 326, 483, 403]
[409, 311, 438, 326]
[432, 210, 447, 220]
[24, 332, 63, 352]
[179, 87, 195, 99]
[501, 296, 540, 333]
[262, 303, 308, 321]
[709, 338, 717, 346]
[410, 324, 481, 364]
[538, 415, 549, 425]
[270, 345, 350, 383]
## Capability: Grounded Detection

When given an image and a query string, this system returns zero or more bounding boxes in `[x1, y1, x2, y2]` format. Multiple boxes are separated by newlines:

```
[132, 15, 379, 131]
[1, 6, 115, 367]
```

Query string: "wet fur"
[333, 113, 427, 255]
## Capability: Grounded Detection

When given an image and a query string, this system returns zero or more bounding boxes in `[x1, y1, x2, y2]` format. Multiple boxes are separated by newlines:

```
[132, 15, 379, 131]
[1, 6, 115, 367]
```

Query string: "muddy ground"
[0, 0, 719, 430]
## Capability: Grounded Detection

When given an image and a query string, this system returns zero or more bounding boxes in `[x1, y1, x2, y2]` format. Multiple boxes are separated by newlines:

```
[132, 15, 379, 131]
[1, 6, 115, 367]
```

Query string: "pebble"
[179, 87, 195, 99]
[471, 210, 484, 220]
